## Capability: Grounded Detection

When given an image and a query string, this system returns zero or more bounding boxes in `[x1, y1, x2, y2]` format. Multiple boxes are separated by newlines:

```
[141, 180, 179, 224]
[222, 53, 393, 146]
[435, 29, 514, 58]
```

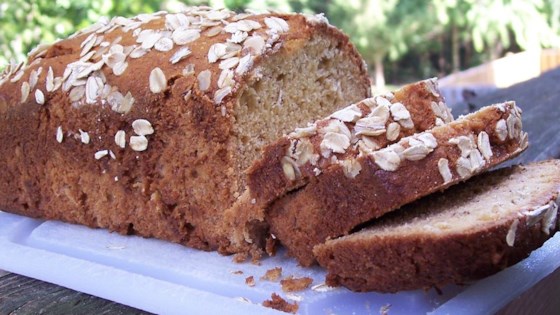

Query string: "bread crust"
[314, 160, 560, 292]
[268, 102, 527, 266]
[0, 8, 370, 253]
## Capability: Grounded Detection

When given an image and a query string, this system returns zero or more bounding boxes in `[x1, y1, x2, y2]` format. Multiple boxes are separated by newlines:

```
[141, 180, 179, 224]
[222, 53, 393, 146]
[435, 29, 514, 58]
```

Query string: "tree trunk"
[451, 23, 460, 72]
[374, 55, 385, 91]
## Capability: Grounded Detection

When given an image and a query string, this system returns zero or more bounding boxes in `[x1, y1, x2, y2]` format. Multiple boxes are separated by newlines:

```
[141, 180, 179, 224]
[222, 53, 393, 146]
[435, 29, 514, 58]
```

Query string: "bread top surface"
[0, 8, 351, 128]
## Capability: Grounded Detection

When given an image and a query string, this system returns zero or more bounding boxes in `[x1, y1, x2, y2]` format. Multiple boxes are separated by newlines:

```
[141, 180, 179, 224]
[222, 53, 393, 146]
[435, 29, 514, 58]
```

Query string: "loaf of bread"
[314, 159, 560, 292]
[267, 101, 528, 266]
[224, 78, 452, 256]
[0, 7, 371, 254]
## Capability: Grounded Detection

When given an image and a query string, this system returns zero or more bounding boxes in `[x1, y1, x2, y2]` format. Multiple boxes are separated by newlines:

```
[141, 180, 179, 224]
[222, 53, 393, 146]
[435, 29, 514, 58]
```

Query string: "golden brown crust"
[314, 160, 560, 292]
[268, 102, 527, 266]
[0, 8, 370, 253]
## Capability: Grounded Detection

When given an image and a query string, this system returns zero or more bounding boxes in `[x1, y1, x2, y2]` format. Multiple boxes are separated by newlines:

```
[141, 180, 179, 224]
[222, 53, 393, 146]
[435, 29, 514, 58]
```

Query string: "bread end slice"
[314, 159, 560, 292]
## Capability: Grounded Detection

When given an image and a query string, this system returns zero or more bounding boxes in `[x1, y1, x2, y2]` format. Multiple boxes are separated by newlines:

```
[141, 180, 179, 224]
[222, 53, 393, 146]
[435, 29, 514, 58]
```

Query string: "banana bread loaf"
[0, 7, 371, 254]
[314, 159, 560, 292]
[224, 78, 453, 256]
[268, 101, 528, 266]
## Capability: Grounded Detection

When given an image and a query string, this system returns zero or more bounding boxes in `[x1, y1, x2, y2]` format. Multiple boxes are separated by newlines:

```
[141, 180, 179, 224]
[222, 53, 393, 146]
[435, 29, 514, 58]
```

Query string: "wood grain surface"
[1, 67, 559, 314]
[0, 272, 150, 315]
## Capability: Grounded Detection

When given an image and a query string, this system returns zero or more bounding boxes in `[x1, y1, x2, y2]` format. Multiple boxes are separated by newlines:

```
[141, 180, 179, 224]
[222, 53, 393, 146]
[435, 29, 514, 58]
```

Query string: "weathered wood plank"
[0, 273, 151, 315]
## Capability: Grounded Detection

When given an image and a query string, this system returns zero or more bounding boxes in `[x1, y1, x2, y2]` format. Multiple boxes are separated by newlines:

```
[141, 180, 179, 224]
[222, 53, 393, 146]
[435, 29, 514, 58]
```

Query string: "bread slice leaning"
[268, 101, 528, 266]
[314, 159, 560, 292]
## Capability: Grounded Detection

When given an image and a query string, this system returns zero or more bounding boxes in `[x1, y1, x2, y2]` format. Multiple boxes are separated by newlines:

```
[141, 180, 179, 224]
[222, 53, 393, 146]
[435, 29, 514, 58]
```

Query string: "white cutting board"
[1, 210, 559, 315]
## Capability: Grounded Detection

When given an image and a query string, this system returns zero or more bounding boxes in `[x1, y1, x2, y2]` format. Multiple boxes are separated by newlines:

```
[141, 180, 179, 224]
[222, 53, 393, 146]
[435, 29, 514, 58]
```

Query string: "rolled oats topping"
[525, 204, 550, 227]
[219, 57, 240, 70]
[94, 149, 109, 160]
[542, 201, 558, 235]
[288, 125, 317, 138]
[374, 96, 392, 108]
[329, 104, 362, 123]
[320, 132, 350, 155]
[197, 70, 212, 91]
[56, 126, 64, 143]
[264, 17, 290, 33]
[372, 147, 401, 171]
[339, 159, 362, 179]
[402, 144, 431, 161]
[149, 67, 167, 94]
[358, 136, 381, 154]
[217, 69, 235, 89]
[390, 102, 413, 129]
[449, 135, 475, 157]
[417, 133, 438, 149]
[130, 135, 148, 151]
[115, 130, 126, 148]
[425, 77, 440, 97]
[456, 156, 473, 178]
[35, 89, 45, 105]
[430, 101, 453, 123]
[214, 86, 232, 104]
[386, 122, 401, 141]
[506, 112, 522, 140]
[369, 102, 390, 121]
[495, 119, 508, 141]
[208, 43, 228, 63]
[172, 29, 200, 45]
[79, 129, 90, 144]
[321, 119, 352, 139]
[281, 156, 298, 181]
[477, 131, 493, 161]
[132, 119, 154, 136]
[46, 66, 55, 92]
[506, 219, 519, 247]
[20, 82, 30, 103]
[287, 138, 318, 166]
[354, 116, 387, 137]
[437, 158, 453, 184]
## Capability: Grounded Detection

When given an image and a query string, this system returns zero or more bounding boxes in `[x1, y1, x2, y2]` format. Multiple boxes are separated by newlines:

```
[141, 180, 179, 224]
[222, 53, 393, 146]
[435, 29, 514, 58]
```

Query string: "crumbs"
[261, 267, 282, 281]
[262, 293, 299, 314]
[281, 276, 313, 292]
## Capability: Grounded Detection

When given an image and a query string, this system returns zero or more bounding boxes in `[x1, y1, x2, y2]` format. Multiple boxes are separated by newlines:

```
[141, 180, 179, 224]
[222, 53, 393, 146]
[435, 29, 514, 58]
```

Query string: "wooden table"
[1, 68, 560, 314]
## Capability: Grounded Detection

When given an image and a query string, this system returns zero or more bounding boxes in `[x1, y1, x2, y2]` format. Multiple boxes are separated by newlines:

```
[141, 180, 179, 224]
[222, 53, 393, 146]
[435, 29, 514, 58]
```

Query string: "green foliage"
[1, 0, 559, 82]
[0, 0, 163, 65]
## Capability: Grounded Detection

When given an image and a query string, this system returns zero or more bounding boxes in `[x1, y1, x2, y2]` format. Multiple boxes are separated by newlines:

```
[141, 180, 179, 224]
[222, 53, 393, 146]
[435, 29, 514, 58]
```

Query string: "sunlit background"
[1, 0, 559, 101]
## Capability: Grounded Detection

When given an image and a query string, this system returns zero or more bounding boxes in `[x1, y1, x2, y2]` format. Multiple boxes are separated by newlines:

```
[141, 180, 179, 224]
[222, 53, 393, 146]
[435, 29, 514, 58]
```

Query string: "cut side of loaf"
[314, 159, 560, 292]
[0, 7, 371, 253]
[223, 78, 452, 257]
[268, 101, 528, 266]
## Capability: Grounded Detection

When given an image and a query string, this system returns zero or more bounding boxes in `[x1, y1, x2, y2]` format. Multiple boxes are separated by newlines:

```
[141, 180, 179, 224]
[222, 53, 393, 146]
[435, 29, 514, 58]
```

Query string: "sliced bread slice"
[314, 159, 560, 292]
[268, 101, 528, 266]
[220, 78, 452, 257]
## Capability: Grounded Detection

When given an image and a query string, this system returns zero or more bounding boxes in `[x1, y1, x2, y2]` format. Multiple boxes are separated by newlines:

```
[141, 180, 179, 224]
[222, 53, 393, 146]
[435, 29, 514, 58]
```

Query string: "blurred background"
[1, 0, 559, 104]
